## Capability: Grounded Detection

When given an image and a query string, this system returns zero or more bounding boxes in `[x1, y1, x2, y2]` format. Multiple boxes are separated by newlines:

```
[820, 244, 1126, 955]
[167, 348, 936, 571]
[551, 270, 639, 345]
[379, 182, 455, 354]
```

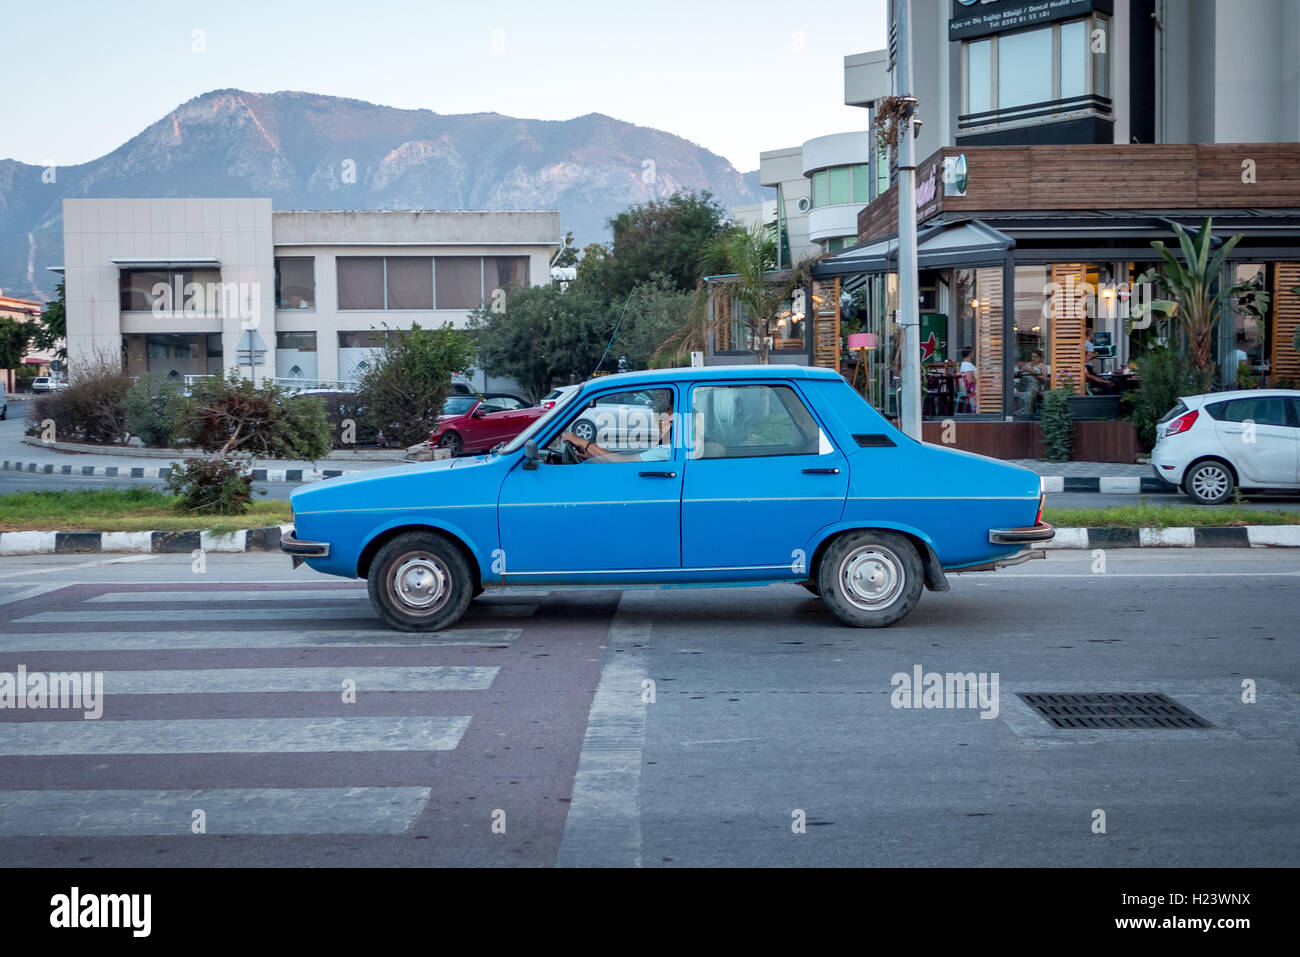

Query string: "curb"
[0, 525, 1296, 556]
[1038, 475, 1174, 494]
[0, 525, 292, 556]
[2, 459, 358, 484]
[1037, 525, 1300, 549]
[20, 435, 408, 463]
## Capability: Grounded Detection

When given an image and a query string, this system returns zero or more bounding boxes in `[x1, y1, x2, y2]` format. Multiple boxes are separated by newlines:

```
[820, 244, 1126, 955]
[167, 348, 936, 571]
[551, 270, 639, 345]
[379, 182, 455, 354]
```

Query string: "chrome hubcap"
[391, 555, 449, 613]
[1192, 466, 1229, 500]
[840, 547, 904, 609]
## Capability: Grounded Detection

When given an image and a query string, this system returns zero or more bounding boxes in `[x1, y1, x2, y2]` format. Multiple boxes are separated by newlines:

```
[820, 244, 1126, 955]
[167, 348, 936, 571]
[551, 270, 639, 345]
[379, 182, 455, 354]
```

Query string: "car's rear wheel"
[438, 431, 463, 456]
[817, 530, 923, 628]
[367, 532, 472, 632]
[571, 419, 597, 442]
[1184, 459, 1234, 505]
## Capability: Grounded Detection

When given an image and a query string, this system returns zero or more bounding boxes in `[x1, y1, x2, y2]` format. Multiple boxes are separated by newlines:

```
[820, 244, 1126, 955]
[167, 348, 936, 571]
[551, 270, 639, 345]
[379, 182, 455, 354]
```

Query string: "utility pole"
[895, 0, 922, 440]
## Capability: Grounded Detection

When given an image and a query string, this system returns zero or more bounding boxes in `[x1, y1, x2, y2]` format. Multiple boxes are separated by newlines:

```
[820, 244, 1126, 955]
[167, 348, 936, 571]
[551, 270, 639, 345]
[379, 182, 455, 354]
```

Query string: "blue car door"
[681, 381, 848, 571]
[497, 387, 682, 574]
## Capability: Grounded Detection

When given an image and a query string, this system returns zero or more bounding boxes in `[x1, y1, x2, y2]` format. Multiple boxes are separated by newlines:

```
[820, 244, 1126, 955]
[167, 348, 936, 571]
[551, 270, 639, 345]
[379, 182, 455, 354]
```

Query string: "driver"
[562, 396, 673, 463]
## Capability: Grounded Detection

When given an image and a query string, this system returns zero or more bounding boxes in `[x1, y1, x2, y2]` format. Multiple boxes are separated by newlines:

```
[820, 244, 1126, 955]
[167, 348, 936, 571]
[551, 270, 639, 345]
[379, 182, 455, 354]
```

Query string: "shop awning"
[812, 218, 1015, 278]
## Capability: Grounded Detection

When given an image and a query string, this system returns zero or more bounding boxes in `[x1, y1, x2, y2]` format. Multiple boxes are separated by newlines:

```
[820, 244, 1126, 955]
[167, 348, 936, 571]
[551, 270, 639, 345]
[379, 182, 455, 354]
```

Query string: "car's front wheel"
[367, 532, 473, 632]
[438, 431, 463, 456]
[1184, 459, 1234, 505]
[817, 530, 923, 628]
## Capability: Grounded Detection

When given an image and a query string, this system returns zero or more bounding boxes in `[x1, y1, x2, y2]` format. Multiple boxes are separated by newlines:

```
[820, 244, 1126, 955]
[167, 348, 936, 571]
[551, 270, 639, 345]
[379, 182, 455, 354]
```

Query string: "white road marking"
[0, 628, 521, 652]
[0, 787, 432, 836]
[0, 716, 472, 755]
[88, 666, 499, 694]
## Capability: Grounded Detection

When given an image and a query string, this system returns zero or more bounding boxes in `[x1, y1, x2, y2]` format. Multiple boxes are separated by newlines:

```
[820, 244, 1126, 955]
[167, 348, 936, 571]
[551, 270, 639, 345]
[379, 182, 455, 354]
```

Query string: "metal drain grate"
[1018, 692, 1214, 729]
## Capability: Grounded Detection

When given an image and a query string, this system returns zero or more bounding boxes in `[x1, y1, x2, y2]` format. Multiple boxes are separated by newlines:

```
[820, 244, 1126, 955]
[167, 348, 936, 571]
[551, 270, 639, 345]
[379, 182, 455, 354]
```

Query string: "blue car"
[282, 366, 1053, 630]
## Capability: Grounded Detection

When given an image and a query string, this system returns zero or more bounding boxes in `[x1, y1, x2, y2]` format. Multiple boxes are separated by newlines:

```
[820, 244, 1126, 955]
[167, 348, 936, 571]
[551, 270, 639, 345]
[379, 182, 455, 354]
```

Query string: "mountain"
[0, 89, 764, 301]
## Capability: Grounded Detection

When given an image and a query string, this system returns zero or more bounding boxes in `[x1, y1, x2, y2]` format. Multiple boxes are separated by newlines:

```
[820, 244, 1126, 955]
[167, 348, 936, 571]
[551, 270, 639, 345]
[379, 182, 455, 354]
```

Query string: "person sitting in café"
[1015, 350, 1051, 414]
[1084, 325, 1113, 394]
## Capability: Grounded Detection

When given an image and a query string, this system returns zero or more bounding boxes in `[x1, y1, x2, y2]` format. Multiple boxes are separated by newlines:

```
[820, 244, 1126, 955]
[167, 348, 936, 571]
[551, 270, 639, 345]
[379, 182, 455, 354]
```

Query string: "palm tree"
[655, 223, 819, 365]
[1134, 219, 1267, 376]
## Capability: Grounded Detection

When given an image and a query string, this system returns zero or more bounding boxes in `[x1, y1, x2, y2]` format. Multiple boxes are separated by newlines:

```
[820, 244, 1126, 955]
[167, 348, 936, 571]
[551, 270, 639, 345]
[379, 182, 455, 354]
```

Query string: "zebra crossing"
[0, 581, 542, 840]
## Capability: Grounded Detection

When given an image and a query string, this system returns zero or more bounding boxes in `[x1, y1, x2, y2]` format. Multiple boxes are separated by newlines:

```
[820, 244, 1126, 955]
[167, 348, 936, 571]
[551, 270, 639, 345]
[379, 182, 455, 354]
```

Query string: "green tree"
[34, 282, 67, 358]
[468, 282, 616, 401]
[553, 231, 580, 268]
[602, 191, 731, 296]
[0, 317, 32, 380]
[356, 323, 476, 446]
[1133, 219, 1264, 377]
[171, 371, 332, 461]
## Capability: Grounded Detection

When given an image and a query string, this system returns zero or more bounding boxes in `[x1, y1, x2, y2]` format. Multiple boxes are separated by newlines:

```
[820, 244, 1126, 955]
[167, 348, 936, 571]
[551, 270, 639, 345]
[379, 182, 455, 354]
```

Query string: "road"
[0, 550, 1296, 867]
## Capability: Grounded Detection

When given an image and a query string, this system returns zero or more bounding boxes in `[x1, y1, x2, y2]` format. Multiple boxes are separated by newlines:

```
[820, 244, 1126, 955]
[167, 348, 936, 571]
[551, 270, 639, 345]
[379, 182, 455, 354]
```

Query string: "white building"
[60, 199, 561, 390]
[730, 133, 878, 266]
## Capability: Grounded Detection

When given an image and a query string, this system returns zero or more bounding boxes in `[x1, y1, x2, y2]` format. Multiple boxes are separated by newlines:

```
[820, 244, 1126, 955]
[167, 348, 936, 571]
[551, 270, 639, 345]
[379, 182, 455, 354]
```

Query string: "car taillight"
[1165, 409, 1198, 437]
[1035, 494, 1044, 527]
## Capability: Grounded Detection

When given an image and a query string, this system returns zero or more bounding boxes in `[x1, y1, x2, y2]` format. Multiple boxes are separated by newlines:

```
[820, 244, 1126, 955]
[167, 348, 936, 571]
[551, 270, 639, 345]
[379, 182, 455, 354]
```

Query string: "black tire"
[1184, 459, 1234, 505]
[438, 431, 463, 456]
[571, 418, 597, 442]
[817, 530, 923, 628]
[367, 531, 473, 632]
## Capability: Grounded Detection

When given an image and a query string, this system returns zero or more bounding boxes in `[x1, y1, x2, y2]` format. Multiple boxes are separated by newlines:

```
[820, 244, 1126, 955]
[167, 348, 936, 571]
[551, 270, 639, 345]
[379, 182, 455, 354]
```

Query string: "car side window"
[690, 384, 828, 459]
[544, 387, 675, 461]
[1210, 397, 1290, 427]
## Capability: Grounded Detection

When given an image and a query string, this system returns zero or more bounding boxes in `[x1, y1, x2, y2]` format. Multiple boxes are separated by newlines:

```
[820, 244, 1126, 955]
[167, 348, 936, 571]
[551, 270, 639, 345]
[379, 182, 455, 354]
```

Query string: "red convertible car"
[431, 393, 543, 456]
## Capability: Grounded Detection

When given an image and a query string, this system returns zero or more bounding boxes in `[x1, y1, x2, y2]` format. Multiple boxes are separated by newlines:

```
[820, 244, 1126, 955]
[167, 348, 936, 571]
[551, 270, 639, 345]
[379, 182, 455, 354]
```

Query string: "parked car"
[1151, 389, 1300, 504]
[430, 393, 542, 456]
[284, 365, 1053, 632]
[538, 386, 577, 410]
[30, 376, 66, 394]
[0, 381, 7, 420]
[567, 389, 659, 450]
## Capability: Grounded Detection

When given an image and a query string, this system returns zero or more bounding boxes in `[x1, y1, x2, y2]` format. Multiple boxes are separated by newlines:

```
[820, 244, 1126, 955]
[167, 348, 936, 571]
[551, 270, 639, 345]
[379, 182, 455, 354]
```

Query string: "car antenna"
[591, 288, 636, 378]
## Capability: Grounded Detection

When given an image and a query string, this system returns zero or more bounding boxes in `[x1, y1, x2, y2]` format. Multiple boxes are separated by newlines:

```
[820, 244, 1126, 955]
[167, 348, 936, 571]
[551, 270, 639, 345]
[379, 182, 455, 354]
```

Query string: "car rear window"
[1157, 401, 1188, 425]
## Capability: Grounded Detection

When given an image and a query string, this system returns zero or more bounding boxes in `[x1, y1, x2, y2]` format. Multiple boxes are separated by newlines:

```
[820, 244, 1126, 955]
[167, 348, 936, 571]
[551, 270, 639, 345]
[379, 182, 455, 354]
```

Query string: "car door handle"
[802, 467, 841, 474]
[639, 471, 677, 478]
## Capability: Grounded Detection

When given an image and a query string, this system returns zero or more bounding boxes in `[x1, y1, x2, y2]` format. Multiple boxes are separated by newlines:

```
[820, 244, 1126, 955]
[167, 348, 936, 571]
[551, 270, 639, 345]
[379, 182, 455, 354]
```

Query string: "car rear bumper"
[281, 529, 330, 568]
[988, 522, 1055, 545]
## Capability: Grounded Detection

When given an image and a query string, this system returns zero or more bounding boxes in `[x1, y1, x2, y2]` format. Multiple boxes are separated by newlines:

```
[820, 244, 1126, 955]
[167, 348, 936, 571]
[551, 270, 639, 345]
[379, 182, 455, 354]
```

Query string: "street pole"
[895, 0, 922, 440]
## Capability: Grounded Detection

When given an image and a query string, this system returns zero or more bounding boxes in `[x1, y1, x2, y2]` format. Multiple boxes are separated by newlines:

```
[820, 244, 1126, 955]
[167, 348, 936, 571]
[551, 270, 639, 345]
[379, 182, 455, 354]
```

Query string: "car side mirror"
[523, 439, 539, 470]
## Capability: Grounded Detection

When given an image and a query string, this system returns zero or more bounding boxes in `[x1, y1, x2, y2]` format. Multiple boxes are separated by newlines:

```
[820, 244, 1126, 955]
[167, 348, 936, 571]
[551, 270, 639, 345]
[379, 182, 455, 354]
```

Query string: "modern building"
[59, 199, 561, 390]
[797, 0, 1300, 459]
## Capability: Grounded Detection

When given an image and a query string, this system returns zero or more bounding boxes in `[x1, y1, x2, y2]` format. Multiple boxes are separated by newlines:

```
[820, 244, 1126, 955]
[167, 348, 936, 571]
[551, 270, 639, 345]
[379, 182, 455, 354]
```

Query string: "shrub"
[294, 391, 371, 447]
[1040, 388, 1074, 463]
[171, 372, 332, 461]
[165, 456, 258, 515]
[357, 323, 476, 447]
[25, 356, 130, 444]
[124, 375, 184, 447]
[1131, 348, 1215, 452]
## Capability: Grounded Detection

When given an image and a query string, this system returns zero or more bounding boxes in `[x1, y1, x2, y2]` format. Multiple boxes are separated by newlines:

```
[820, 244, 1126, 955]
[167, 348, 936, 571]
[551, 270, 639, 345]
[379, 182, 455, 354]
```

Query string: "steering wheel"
[561, 439, 583, 465]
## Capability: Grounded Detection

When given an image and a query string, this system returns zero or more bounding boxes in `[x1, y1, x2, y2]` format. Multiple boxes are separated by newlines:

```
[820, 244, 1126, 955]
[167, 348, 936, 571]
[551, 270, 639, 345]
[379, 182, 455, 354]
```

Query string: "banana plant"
[1132, 218, 1263, 375]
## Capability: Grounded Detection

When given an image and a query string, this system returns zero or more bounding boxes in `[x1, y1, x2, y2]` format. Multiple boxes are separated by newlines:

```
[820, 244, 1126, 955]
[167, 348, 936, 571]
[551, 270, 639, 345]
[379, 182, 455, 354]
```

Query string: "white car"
[1151, 389, 1300, 504]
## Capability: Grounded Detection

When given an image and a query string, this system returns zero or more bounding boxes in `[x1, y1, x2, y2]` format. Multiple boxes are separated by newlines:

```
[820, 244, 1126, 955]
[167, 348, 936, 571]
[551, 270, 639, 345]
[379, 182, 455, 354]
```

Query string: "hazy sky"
[1, 0, 887, 172]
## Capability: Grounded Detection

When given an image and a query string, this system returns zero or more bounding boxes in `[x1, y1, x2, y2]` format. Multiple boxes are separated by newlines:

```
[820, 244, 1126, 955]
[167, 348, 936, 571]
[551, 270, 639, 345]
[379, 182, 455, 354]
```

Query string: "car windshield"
[442, 395, 479, 416]
[500, 388, 582, 454]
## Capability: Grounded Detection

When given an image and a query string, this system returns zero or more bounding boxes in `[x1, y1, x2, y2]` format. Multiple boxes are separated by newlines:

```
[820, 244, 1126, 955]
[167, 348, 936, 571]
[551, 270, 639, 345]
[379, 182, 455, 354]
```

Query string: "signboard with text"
[949, 0, 1112, 41]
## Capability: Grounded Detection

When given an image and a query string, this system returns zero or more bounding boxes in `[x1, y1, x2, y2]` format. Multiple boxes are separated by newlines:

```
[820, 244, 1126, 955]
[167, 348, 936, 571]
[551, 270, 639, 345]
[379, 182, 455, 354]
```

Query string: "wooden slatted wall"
[975, 268, 1003, 414]
[812, 278, 840, 370]
[1273, 263, 1300, 385]
[1050, 263, 1087, 395]
[712, 287, 732, 351]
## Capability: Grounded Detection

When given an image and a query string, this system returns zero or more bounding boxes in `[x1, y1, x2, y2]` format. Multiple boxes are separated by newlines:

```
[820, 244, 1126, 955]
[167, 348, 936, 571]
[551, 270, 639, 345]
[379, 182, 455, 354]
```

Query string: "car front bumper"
[281, 529, 330, 568]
